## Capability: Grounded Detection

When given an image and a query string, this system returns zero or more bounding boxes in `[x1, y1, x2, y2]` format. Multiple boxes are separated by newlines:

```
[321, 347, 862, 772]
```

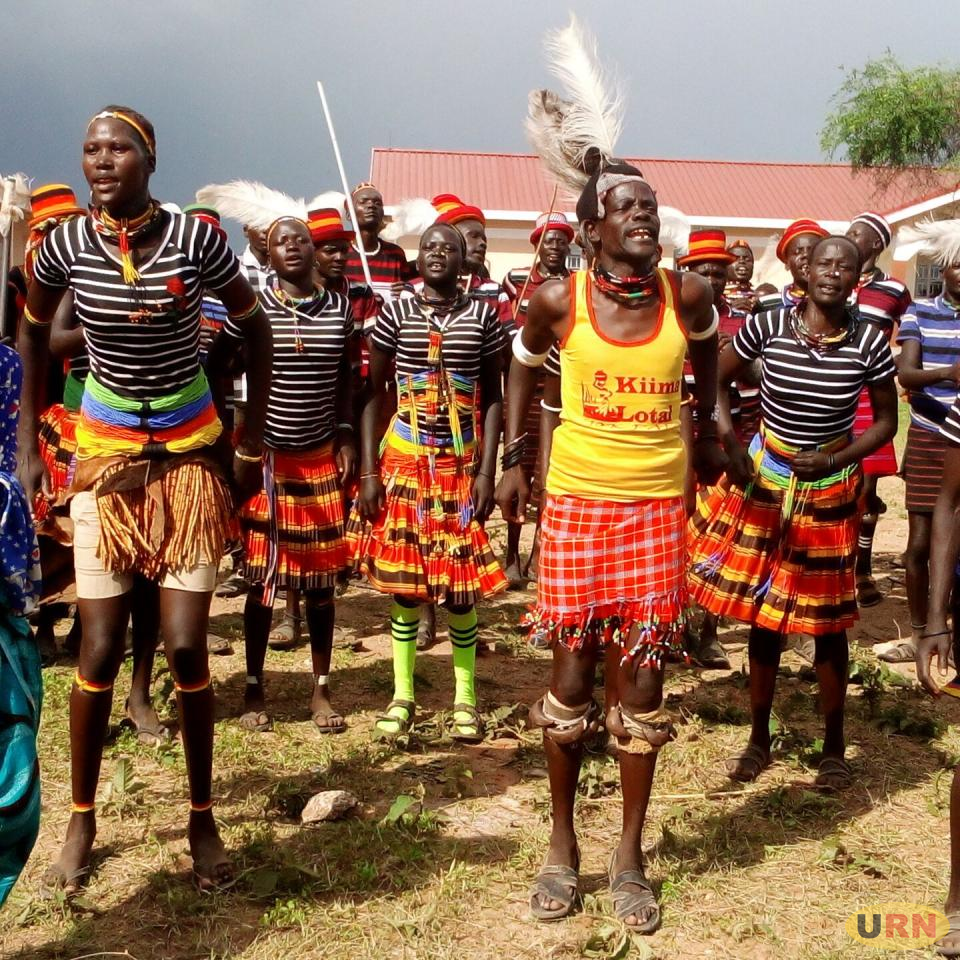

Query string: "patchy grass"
[2, 528, 957, 959]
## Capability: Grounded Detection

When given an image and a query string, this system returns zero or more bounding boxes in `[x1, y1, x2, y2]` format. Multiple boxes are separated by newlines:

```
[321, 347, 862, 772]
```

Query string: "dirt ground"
[3, 460, 959, 960]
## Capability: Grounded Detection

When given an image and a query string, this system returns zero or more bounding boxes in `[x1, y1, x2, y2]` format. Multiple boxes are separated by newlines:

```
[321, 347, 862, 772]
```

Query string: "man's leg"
[305, 587, 344, 732]
[726, 625, 780, 781]
[376, 596, 420, 735]
[125, 576, 165, 741]
[528, 643, 597, 915]
[855, 475, 883, 607]
[505, 522, 524, 587]
[881, 512, 932, 663]
[241, 585, 273, 730]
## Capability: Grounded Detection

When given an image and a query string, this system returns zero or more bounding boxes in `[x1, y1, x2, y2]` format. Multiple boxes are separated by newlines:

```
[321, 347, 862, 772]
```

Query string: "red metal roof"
[371, 148, 960, 222]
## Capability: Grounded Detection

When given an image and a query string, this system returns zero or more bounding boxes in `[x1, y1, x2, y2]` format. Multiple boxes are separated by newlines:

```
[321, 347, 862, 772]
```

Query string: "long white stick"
[0, 177, 15, 341]
[316, 81, 373, 290]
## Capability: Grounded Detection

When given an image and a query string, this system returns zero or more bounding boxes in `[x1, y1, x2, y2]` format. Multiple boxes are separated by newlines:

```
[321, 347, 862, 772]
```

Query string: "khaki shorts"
[70, 491, 218, 599]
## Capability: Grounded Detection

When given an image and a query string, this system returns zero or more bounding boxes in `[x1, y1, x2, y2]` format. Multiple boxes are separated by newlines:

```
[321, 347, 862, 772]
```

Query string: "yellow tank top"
[546, 269, 687, 501]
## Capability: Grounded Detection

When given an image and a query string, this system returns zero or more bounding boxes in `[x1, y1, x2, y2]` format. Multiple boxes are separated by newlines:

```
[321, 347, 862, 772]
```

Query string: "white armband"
[512, 331, 551, 368]
[687, 306, 719, 341]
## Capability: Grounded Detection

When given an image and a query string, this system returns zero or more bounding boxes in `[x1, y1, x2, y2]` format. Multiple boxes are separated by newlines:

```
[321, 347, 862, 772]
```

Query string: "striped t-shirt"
[371, 296, 505, 434]
[897, 295, 960, 432]
[941, 393, 960, 446]
[733, 307, 896, 446]
[225, 287, 354, 450]
[345, 239, 415, 298]
[33, 211, 240, 401]
[853, 270, 911, 336]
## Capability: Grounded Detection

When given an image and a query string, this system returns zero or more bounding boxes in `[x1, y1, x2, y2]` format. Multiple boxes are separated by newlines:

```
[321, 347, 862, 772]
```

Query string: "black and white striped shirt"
[941, 394, 960, 446]
[733, 307, 895, 446]
[33, 211, 240, 400]
[372, 297, 505, 434]
[225, 286, 353, 450]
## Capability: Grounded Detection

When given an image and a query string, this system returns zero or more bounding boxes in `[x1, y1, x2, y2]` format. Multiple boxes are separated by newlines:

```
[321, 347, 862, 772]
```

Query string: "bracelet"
[23, 305, 50, 327]
[540, 400, 562, 413]
[828, 453, 836, 471]
[228, 298, 260, 323]
[501, 438, 527, 470]
[234, 449, 262, 463]
[336, 422, 354, 432]
[477, 470, 494, 479]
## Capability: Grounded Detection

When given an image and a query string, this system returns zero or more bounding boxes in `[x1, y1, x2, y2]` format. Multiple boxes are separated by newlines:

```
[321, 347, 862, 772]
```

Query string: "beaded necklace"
[273, 286, 325, 353]
[90, 200, 161, 285]
[592, 265, 659, 305]
[789, 304, 857, 353]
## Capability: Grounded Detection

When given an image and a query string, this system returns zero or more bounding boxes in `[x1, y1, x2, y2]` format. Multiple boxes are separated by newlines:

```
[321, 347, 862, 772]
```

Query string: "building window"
[916, 259, 943, 299]
[566, 250, 583, 270]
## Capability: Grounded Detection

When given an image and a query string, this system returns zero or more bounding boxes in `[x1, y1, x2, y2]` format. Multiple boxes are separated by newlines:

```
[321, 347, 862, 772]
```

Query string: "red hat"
[28, 184, 85, 229]
[727, 238, 752, 254]
[432, 193, 485, 227]
[183, 203, 222, 230]
[530, 211, 574, 246]
[307, 207, 355, 244]
[776, 219, 828, 262]
[676, 229, 736, 267]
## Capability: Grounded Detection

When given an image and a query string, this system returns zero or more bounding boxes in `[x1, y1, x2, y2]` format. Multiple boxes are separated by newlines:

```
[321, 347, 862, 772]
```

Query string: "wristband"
[234, 449, 262, 463]
[540, 400, 562, 413]
[336, 422, 354, 432]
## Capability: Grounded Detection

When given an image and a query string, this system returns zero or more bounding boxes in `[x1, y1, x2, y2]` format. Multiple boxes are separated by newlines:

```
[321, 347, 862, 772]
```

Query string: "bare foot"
[310, 684, 346, 733]
[125, 697, 169, 746]
[43, 811, 96, 896]
[189, 809, 233, 891]
[504, 557, 525, 589]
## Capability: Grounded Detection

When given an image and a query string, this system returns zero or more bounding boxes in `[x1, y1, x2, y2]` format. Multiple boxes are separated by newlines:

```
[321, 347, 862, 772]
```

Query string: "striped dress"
[225, 287, 355, 595]
[897, 295, 960, 511]
[689, 307, 896, 636]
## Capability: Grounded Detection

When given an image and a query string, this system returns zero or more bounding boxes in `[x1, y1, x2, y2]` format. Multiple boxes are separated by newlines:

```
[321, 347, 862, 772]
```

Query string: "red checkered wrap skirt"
[35, 404, 78, 524]
[529, 494, 688, 664]
[240, 444, 348, 596]
[853, 387, 897, 476]
[688, 466, 861, 636]
[346, 446, 507, 606]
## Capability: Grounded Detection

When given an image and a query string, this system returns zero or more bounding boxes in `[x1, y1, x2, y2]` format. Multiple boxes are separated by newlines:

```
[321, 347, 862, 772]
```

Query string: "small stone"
[301, 790, 358, 823]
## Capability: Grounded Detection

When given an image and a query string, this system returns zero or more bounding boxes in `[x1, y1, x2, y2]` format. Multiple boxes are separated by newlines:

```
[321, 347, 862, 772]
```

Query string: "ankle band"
[71, 801, 96, 814]
[190, 799, 214, 813]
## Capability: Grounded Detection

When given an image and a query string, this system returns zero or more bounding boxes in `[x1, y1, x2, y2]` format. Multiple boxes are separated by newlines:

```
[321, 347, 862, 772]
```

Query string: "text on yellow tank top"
[546, 269, 688, 501]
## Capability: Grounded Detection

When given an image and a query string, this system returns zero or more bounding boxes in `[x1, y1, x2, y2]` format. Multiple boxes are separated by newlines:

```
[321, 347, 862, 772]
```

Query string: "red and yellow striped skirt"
[688, 434, 862, 636]
[240, 444, 348, 594]
[346, 446, 507, 607]
[35, 404, 78, 523]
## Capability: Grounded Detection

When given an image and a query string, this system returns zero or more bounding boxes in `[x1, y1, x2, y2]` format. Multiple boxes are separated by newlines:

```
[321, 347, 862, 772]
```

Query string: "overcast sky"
[3, 0, 959, 212]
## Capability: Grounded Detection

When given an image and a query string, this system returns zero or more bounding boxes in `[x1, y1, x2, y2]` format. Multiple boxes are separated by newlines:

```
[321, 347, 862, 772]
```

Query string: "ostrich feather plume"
[381, 198, 439, 242]
[195, 180, 304, 231]
[525, 14, 624, 192]
[657, 206, 690, 255]
[898, 218, 960, 267]
[307, 191, 347, 215]
[0, 173, 31, 239]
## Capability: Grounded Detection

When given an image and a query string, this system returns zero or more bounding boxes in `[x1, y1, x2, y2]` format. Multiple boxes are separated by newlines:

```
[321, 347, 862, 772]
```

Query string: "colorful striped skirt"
[346, 445, 507, 607]
[853, 387, 898, 476]
[35, 404, 78, 524]
[527, 493, 688, 664]
[240, 444, 348, 596]
[688, 430, 861, 637]
[903, 421, 947, 513]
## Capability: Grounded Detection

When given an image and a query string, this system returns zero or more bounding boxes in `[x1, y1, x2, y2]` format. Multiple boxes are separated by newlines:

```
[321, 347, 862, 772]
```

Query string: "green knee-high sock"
[448, 608, 478, 707]
[391, 601, 420, 704]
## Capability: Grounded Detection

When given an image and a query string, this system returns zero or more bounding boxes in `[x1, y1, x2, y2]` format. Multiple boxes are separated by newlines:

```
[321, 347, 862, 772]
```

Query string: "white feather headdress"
[194, 180, 304, 231]
[658, 206, 691, 256]
[898, 218, 960, 267]
[0, 174, 31, 239]
[381, 198, 440, 243]
[525, 14, 625, 194]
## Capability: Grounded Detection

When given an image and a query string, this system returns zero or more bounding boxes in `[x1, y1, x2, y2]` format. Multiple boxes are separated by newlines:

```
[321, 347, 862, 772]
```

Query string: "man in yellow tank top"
[496, 161, 725, 932]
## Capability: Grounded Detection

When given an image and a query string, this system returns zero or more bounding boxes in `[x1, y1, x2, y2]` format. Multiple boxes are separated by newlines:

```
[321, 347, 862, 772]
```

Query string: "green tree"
[821, 53, 960, 187]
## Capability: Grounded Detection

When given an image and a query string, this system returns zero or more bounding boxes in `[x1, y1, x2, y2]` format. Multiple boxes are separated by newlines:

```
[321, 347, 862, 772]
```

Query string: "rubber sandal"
[206, 633, 233, 656]
[239, 710, 272, 733]
[856, 577, 883, 608]
[373, 699, 415, 741]
[607, 851, 660, 934]
[814, 755, 852, 792]
[877, 640, 916, 663]
[725, 743, 771, 783]
[451, 703, 485, 743]
[312, 708, 347, 735]
[529, 855, 580, 922]
[123, 699, 172, 747]
[937, 911, 960, 957]
[268, 613, 302, 651]
[215, 571, 249, 598]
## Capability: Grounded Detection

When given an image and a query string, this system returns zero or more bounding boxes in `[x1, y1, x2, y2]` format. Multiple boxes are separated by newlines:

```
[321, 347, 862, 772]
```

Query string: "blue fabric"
[0, 615, 42, 906]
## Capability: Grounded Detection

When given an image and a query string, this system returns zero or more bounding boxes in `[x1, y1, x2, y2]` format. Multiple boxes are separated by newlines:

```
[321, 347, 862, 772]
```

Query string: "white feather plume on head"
[657, 206, 690, 256]
[526, 14, 625, 193]
[307, 191, 347, 215]
[195, 180, 304, 231]
[0, 173, 32, 239]
[898, 218, 960, 267]
[381, 198, 439, 242]
[753, 235, 782, 287]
